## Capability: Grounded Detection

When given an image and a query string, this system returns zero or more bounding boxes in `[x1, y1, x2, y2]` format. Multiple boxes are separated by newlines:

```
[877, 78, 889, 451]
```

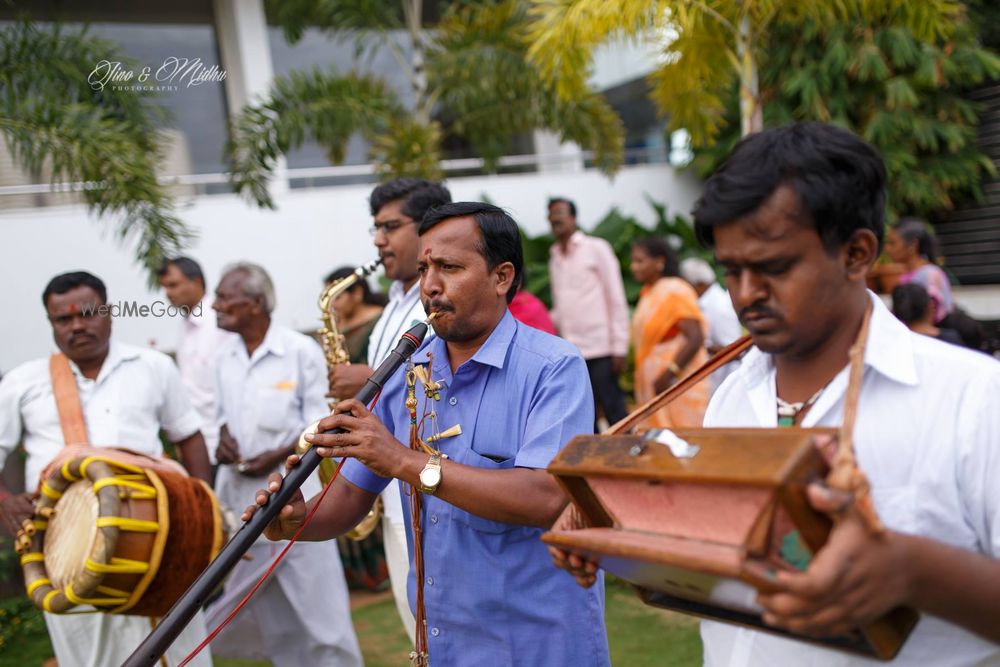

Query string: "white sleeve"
[155, 355, 202, 442]
[300, 338, 332, 425]
[0, 372, 25, 475]
[956, 368, 1000, 557]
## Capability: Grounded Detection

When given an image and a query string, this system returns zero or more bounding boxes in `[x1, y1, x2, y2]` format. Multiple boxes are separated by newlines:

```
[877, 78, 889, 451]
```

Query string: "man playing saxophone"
[207, 262, 362, 666]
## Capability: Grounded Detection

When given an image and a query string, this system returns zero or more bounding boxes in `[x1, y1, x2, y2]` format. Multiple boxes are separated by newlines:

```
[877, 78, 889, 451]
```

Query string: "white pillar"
[213, 0, 288, 196]
[533, 131, 585, 174]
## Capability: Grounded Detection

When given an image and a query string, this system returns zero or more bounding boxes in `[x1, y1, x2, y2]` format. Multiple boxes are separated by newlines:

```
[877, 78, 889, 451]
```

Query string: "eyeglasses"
[369, 219, 416, 237]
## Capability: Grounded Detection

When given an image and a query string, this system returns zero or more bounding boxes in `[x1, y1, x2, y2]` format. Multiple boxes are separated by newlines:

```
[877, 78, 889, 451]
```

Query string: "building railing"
[0, 147, 670, 204]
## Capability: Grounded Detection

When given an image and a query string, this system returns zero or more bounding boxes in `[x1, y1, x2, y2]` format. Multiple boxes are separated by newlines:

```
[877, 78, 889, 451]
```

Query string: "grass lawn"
[0, 577, 701, 666]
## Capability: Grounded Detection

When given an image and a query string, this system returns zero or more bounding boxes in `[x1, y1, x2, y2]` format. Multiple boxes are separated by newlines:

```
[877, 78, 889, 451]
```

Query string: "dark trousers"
[585, 356, 628, 431]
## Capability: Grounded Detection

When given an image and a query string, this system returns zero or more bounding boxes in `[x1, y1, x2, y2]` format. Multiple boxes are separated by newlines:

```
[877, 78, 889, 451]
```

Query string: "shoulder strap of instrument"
[827, 303, 884, 533]
[48, 353, 90, 446]
[606, 335, 752, 435]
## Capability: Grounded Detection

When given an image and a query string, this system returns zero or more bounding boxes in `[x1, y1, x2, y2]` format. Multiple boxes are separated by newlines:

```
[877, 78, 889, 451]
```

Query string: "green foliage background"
[690, 13, 1000, 222]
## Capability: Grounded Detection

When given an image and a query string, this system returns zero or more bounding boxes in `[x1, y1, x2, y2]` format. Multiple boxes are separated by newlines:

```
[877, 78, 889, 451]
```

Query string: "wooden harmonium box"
[542, 428, 918, 660]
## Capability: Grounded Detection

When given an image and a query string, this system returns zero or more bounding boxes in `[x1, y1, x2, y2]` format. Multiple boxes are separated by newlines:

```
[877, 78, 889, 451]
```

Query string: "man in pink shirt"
[548, 198, 630, 427]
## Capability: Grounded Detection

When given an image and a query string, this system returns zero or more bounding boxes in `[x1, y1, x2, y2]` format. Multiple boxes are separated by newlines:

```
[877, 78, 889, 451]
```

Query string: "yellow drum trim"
[80, 455, 144, 479]
[40, 482, 63, 500]
[27, 577, 51, 596]
[32, 520, 48, 530]
[92, 477, 157, 497]
[199, 479, 225, 560]
[65, 583, 127, 607]
[21, 552, 45, 565]
[61, 460, 80, 482]
[42, 589, 61, 613]
[112, 469, 170, 614]
[95, 584, 131, 597]
[85, 557, 149, 574]
[96, 517, 159, 532]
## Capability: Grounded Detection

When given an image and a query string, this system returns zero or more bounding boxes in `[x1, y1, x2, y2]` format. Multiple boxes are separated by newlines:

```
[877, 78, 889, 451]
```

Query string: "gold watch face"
[420, 467, 441, 488]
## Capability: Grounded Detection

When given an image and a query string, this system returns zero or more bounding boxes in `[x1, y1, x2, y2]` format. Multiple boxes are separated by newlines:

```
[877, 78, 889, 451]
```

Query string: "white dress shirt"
[0, 341, 201, 491]
[0, 341, 209, 667]
[701, 293, 1000, 666]
[548, 231, 630, 359]
[366, 280, 427, 526]
[210, 323, 362, 665]
[175, 303, 238, 463]
[214, 324, 329, 514]
[698, 282, 743, 392]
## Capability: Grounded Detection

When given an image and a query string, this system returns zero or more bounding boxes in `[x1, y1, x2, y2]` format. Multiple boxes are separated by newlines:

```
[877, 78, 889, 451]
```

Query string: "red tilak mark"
[423, 247, 432, 255]
[67, 304, 80, 314]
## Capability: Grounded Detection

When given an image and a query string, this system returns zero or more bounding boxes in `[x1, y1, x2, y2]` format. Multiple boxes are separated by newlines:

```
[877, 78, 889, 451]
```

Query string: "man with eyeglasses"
[327, 177, 451, 641]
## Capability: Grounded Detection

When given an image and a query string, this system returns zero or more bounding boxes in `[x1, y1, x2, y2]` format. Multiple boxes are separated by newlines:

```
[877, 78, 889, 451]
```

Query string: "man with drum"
[0, 271, 213, 667]
[552, 123, 1000, 664]
[244, 203, 611, 665]
[207, 262, 362, 666]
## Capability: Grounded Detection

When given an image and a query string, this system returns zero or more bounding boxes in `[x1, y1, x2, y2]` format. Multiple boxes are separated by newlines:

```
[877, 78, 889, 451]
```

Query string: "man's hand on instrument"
[757, 482, 912, 637]
[304, 398, 403, 479]
[546, 504, 600, 588]
[216, 425, 240, 465]
[0, 491, 35, 538]
[241, 455, 307, 541]
[327, 364, 372, 400]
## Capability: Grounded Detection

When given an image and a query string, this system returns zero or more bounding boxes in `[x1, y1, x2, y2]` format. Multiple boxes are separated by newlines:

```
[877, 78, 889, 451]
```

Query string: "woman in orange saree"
[629, 237, 709, 428]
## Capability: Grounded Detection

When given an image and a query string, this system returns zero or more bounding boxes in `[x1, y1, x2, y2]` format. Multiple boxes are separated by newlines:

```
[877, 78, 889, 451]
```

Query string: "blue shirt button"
[431, 627, 440, 637]
[430, 515, 438, 524]
[449, 396, 457, 406]
[426, 576, 434, 586]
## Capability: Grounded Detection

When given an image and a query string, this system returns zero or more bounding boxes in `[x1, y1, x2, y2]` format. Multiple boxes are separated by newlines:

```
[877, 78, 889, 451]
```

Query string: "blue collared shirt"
[342, 311, 610, 666]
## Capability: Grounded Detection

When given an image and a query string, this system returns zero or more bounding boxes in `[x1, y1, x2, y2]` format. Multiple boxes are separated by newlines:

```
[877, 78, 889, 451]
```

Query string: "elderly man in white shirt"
[158, 256, 237, 465]
[206, 262, 361, 666]
[552, 123, 1000, 665]
[679, 257, 742, 393]
[0, 271, 213, 667]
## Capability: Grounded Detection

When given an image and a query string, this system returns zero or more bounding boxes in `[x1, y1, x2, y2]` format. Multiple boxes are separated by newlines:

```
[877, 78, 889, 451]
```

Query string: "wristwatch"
[418, 453, 442, 495]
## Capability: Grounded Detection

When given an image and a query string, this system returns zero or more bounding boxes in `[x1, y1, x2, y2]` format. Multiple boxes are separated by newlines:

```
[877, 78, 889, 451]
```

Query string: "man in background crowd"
[548, 197, 629, 429]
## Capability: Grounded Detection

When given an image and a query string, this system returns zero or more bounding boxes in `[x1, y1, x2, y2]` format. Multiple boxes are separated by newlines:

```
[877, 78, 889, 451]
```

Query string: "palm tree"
[0, 20, 189, 284]
[228, 0, 625, 209]
[527, 0, 962, 146]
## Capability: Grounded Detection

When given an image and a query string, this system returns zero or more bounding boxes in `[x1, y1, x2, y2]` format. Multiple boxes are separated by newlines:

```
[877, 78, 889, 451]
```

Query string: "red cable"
[178, 388, 386, 666]
[177, 456, 346, 666]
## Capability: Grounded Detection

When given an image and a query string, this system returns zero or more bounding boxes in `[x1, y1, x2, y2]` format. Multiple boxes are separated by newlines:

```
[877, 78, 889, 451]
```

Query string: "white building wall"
[0, 163, 701, 372]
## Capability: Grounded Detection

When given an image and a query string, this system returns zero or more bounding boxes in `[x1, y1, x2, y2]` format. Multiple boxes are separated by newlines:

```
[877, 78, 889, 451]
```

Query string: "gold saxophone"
[297, 258, 383, 541]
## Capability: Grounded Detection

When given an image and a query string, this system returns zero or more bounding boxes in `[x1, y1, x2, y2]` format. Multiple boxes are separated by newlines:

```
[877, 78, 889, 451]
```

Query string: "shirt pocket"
[870, 485, 918, 534]
[450, 446, 517, 535]
[256, 387, 297, 433]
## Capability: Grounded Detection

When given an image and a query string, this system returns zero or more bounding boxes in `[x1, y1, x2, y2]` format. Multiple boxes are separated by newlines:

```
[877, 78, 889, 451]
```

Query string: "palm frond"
[227, 68, 401, 208]
[0, 20, 187, 285]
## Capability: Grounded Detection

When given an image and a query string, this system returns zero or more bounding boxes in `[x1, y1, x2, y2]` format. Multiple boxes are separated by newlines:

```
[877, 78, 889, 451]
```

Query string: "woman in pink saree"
[629, 237, 709, 428]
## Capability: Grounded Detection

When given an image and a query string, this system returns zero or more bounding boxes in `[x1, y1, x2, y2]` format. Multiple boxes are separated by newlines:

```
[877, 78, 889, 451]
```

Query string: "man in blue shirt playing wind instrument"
[242, 202, 611, 666]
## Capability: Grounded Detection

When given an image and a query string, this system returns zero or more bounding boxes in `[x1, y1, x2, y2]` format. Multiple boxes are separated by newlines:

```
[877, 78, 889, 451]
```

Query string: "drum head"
[43, 480, 101, 590]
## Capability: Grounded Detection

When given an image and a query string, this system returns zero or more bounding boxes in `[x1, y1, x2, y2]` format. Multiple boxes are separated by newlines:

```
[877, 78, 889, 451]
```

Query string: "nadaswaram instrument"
[296, 259, 384, 541]
[544, 315, 919, 661]
[21, 446, 224, 616]
[124, 318, 432, 667]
